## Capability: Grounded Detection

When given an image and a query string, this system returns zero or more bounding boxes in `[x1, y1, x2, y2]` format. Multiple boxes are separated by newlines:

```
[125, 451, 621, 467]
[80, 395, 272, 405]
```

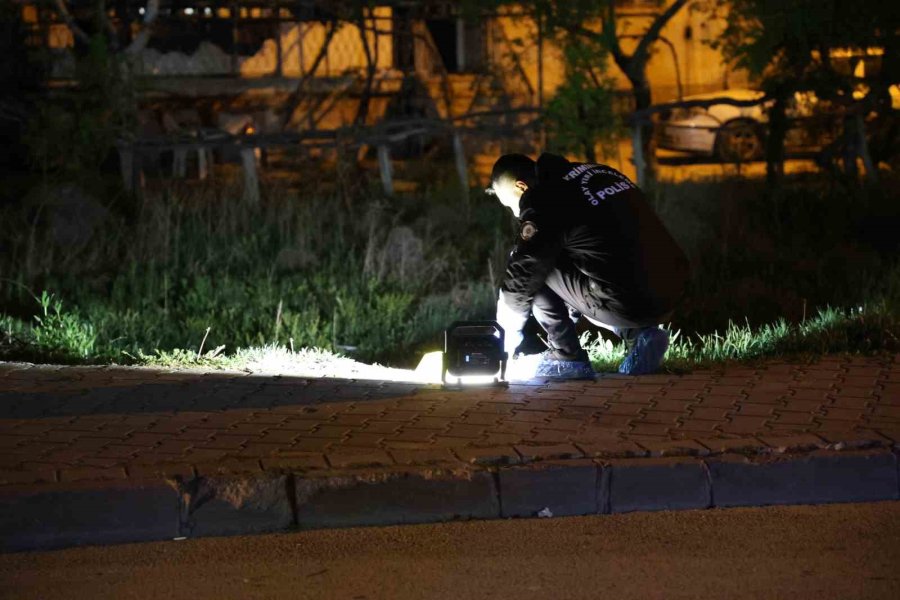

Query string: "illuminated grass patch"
[585, 303, 900, 372]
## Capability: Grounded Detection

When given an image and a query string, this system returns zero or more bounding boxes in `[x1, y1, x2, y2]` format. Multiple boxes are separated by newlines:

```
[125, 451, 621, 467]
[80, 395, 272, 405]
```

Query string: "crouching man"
[487, 153, 690, 377]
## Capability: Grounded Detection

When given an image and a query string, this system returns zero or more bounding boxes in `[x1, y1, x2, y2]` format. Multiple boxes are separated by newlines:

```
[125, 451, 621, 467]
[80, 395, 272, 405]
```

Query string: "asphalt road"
[2, 502, 899, 600]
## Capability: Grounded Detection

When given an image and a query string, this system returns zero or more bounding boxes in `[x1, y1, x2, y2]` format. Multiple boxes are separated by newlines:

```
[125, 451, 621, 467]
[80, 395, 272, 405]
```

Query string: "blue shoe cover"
[618, 327, 669, 375]
[535, 350, 595, 380]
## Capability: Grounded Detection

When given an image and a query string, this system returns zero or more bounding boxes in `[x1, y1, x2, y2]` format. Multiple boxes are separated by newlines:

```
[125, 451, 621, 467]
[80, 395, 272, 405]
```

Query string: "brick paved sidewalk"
[1, 354, 899, 486]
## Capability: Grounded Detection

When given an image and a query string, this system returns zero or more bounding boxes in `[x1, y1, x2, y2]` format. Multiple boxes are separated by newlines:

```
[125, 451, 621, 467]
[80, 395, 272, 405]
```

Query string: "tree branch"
[280, 19, 341, 130]
[52, 0, 91, 45]
[600, 2, 625, 66]
[354, 6, 376, 126]
[124, 0, 160, 56]
[633, 0, 688, 64]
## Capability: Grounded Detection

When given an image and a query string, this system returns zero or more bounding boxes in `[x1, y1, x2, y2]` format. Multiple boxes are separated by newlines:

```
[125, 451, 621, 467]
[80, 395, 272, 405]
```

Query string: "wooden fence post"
[377, 143, 393, 195]
[241, 147, 260, 204]
[452, 130, 469, 193]
[197, 147, 209, 181]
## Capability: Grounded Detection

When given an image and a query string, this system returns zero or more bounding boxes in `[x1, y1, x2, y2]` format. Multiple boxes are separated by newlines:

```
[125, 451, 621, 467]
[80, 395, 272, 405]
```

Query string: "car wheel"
[714, 119, 764, 162]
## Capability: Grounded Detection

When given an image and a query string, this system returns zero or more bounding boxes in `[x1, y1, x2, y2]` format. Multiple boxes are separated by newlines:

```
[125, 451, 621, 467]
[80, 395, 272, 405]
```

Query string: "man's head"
[486, 154, 536, 217]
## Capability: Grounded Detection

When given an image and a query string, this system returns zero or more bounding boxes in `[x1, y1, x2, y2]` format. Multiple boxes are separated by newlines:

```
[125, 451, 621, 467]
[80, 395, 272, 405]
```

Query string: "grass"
[0, 168, 508, 367]
[585, 302, 900, 373]
[5, 294, 895, 378]
[1, 164, 899, 373]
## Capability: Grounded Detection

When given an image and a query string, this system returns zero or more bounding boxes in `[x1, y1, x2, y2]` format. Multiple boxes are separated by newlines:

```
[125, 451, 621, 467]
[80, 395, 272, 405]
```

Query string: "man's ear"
[514, 180, 529, 193]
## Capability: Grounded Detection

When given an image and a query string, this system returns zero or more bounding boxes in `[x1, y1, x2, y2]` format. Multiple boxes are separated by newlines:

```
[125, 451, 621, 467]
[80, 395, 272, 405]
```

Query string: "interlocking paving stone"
[460, 413, 502, 426]
[815, 429, 890, 448]
[758, 434, 825, 452]
[698, 394, 742, 407]
[540, 418, 584, 431]
[674, 419, 723, 433]
[0, 356, 897, 490]
[388, 448, 458, 466]
[292, 438, 338, 452]
[508, 410, 554, 423]
[194, 458, 263, 475]
[870, 426, 900, 443]
[694, 436, 767, 454]
[629, 422, 672, 436]
[326, 450, 394, 469]
[239, 442, 289, 457]
[261, 454, 328, 472]
[479, 432, 525, 445]
[514, 443, 583, 461]
[638, 410, 682, 424]
[126, 463, 195, 480]
[454, 446, 521, 465]
[530, 429, 572, 443]
[575, 440, 648, 458]
[604, 402, 644, 416]
[636, 439, 710, 457]
[59, 467, 127, 482]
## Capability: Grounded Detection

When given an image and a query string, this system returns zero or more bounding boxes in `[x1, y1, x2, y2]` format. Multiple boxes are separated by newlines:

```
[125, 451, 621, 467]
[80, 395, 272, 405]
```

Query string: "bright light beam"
[414, 350, 541, 385]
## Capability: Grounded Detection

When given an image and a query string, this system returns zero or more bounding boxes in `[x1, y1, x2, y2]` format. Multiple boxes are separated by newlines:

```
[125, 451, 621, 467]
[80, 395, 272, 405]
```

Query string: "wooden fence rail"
[117, 110, 541, 199]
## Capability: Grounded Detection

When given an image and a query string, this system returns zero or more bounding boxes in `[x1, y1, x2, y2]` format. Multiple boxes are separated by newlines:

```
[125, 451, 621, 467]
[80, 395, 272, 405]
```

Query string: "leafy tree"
[543, 29, 620, 162]
[26, 35, 136, 181]
[489, 0, 688, 182]
[705, 0, 899, 184]
[575, 0, 688, 182]
[23, 1, 162, 185]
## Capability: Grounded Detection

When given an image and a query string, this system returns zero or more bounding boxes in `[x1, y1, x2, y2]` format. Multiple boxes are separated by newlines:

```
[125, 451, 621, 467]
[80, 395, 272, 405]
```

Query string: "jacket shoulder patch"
[520, 221, 539, 241]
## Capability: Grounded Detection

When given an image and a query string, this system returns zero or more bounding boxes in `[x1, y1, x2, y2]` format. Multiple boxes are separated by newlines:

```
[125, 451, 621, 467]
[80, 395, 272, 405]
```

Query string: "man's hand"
[497, 290, 527, 358]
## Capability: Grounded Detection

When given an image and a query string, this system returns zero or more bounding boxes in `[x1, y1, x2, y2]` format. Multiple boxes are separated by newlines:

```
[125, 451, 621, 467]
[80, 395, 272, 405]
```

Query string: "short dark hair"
[486, 154, 536, 195]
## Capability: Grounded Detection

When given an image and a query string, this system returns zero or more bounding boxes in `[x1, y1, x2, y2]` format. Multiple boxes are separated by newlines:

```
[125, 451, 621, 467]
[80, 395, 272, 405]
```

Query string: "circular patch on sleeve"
[520, 221, 539, 241]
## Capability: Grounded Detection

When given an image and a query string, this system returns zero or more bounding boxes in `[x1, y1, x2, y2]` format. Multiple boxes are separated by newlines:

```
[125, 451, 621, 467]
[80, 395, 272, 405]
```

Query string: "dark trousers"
[532, 268, 672, 356]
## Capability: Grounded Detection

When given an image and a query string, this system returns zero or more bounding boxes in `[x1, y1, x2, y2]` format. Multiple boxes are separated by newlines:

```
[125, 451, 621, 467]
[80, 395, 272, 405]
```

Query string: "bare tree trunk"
[630, 77, 655, 184]
[601, 0, 687, 186]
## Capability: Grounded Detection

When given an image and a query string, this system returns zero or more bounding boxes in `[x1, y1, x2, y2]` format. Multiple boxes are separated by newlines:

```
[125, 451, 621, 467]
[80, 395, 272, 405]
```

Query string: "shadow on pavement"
[0, 371, 425, 419]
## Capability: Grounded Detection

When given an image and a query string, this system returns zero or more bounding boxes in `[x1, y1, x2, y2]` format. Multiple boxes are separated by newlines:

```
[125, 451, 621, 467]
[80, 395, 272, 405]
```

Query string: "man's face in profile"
[490, 178, 527, 218]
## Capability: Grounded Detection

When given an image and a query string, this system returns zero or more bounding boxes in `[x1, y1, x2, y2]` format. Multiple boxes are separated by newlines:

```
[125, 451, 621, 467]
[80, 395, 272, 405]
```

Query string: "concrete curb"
[2, 447, 898, 552]
[0, 480, 179, 552]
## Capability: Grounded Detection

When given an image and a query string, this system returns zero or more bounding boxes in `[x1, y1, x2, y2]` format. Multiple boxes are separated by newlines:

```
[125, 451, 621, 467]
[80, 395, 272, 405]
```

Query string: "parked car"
[657, 89, 769, 161]
[657, 86, 900, 163]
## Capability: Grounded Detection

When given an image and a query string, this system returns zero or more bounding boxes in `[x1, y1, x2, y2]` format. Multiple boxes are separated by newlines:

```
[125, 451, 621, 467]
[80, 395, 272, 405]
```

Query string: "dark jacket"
[501, 153, 690, 323]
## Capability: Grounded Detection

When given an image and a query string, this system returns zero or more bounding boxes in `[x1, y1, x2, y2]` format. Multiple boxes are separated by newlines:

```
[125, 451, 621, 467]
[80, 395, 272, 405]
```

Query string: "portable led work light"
[441, 321, 508, 387]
